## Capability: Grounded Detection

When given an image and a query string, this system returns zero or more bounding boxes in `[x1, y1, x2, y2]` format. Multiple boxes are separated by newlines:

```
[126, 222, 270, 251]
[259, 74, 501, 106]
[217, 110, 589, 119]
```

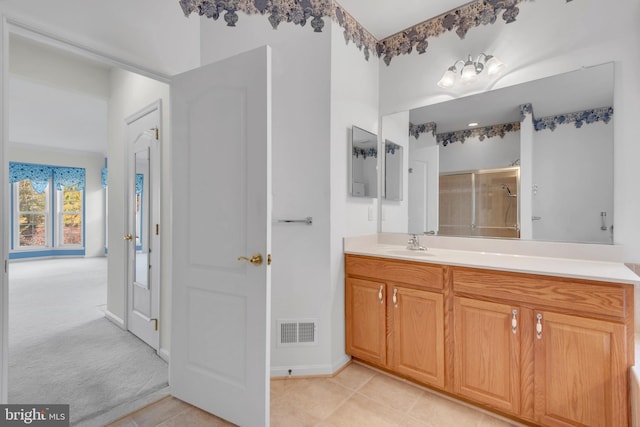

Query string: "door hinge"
[4, 260, 7, 273]
[151, 318, 158, 331]
[155, 127, 159, 140]
[155, 224, 159, 235]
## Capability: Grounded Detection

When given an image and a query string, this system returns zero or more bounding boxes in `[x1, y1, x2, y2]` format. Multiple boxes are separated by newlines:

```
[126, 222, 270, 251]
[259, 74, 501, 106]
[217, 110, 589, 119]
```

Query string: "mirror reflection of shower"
[439, 167, 520, 238]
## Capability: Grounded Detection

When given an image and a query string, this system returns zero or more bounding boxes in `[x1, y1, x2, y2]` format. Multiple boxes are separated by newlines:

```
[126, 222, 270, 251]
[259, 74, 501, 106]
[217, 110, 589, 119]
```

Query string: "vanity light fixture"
[468, 122, 479, 127]
[437, 53, 505, 88]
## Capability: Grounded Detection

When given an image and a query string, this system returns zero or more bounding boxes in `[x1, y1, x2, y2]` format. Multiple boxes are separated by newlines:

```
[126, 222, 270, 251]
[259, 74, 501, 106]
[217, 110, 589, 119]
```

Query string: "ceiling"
[336, 0, 466, 39]
[410, 63, 614, 133]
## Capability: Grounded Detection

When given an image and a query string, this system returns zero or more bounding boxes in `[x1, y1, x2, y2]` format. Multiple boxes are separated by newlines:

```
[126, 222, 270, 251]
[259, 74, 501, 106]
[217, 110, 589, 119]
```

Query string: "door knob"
[237, 254, 263, 266]
[124, 234, 133, 241]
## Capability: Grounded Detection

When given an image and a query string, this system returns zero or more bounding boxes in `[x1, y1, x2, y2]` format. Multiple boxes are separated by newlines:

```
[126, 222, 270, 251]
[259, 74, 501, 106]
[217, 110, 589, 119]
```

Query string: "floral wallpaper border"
[352, 147, 377, 159]
[178, 0, 530, 63]
[437, 122, 521, 146]
[409, 122, 437, 139]
[533, 106, 614, 131]
[409, 120, 520, 146]
[377, 0, 525, 65]
[410, 104, 613, 147]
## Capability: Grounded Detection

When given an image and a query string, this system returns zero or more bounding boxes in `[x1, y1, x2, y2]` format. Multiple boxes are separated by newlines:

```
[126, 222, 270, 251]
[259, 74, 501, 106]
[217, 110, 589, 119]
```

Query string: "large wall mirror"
[351, 126, 378, 198]
[380, 62, 614, 244]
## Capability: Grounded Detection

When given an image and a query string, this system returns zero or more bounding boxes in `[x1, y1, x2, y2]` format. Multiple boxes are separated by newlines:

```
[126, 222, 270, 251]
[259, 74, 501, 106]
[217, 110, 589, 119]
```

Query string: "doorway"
[3, 20, 170, 422]
[126, 101, 161, 350]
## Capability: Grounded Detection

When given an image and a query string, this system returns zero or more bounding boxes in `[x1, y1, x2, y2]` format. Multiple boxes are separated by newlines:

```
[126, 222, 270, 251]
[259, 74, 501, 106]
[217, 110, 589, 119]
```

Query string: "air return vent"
[277, 319, 318, 347]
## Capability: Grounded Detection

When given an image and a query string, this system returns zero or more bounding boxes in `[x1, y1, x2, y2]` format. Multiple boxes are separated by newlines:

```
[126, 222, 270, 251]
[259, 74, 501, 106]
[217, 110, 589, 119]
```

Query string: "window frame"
[56, 184, 84, 248]
[12, 180, 52, 250]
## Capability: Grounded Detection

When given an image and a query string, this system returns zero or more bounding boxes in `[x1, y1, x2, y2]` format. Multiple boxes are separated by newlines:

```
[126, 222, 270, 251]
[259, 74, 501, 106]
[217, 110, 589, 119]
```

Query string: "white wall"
[532, 121, 614, 244]
[200, 15, 338, 375]
[107, 69, 171, 356]
[8, 146, 105, 257]
[379, 0, 640, 261]
[10, 34, 110, 99]
[329, 20, 380, 371]
[439, 131, 520, 173]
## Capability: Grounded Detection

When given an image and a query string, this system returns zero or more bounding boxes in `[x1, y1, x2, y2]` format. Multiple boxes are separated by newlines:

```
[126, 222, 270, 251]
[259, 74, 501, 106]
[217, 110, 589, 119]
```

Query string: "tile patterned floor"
[107, 362, 523, 427]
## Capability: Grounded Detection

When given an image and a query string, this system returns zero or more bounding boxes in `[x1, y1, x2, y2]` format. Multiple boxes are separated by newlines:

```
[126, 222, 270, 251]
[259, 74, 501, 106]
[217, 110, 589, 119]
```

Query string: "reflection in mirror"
[440, 167, 519, 238]
[351, 126, 378, 198]
[384, 140, 403, 201]
[135, 148, 149, 288]
[381, 62, 614, 244]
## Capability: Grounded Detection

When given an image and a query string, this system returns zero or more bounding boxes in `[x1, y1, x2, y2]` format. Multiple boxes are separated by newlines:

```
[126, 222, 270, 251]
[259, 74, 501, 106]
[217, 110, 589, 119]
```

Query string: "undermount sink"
[386, 249, 433, 257]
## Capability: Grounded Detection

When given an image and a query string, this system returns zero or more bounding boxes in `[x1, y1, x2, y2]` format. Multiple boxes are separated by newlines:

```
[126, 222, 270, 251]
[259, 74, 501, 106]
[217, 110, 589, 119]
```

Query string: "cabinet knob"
[378, 285, 384, 304]
[511, 309, 518, 334]
[393, 289, 398, 308]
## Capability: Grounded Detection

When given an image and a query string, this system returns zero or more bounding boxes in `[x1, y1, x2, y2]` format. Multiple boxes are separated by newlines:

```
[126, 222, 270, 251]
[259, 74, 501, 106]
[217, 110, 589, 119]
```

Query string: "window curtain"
[53, 166, 85, 191]
[101, 168, 108, 189]
[9, 162, 85, 193]
[101, 168, 143, 195]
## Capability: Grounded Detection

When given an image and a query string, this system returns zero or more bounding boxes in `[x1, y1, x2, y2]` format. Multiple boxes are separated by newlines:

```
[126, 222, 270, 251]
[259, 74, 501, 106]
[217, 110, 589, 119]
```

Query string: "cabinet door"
[391, 286, 444, 388]
[534, 311, 627, 427]
[345, 277, 387, 366]
[454, 297, 521, 414]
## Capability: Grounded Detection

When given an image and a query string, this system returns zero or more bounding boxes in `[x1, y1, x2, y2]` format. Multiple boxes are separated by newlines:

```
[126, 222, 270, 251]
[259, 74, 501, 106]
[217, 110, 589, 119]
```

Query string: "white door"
[170, 46, 272, 427]
[408, 160, 428, 234]
[125, 102, 161, 350]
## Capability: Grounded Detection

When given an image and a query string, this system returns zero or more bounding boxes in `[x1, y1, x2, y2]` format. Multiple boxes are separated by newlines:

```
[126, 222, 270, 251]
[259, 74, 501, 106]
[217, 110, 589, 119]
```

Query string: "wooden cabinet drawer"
[452, 267, 629, 320]
[345, 254, 444, 291]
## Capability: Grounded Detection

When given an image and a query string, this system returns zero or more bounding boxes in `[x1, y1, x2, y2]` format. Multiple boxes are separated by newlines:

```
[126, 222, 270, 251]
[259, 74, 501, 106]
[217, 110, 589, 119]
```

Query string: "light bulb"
[460, 60, 477, 83]
[485, 55, 505, 75]
[437, 67, 456, 88]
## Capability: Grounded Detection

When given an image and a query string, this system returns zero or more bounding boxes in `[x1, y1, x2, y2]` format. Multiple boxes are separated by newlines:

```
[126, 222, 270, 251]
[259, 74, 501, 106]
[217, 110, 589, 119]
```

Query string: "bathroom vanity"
[344, 235, 637, 426]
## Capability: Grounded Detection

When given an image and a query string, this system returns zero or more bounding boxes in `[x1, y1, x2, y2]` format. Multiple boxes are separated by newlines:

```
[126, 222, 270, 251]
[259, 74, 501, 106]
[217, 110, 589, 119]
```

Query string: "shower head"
[500, 184, 516, 197]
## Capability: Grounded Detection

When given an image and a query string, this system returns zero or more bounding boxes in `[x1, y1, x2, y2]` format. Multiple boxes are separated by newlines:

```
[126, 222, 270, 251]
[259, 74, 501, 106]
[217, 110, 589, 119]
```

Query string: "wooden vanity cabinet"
[345, 255, 633, 426]
[345, 254, 446, 388]
[345, 277, 387, 367]
[453, 297, 522, 415]
[453, 267, 633, 427]
[533, 310, 627, 427]
[391, 285, 445, 388]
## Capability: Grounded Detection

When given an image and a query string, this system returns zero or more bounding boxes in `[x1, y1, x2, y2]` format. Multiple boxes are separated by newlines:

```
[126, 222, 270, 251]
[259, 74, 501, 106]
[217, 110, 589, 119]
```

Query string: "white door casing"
[126, 101, 161, 350]
[170, 46, 272, 426]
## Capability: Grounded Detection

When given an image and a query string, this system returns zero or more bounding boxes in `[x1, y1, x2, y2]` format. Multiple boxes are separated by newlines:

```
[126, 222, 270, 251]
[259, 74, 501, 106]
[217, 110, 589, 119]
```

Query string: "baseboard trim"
[271, 354, 351, 378]
[158, 347, 170, 363]
[104, 310, 125, 329]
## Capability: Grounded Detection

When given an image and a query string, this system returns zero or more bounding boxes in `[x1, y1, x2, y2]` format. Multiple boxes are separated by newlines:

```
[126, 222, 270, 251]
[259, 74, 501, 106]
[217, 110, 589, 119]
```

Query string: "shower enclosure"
[439, 167, 519, 238]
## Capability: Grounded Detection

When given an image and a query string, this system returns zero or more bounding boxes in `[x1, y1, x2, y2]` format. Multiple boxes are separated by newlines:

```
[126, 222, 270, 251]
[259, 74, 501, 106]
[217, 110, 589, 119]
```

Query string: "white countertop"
[344, 235, 640, 285]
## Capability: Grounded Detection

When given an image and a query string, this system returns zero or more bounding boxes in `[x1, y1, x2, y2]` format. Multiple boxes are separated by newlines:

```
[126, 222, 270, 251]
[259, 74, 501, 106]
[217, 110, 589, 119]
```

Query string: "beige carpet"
[8, 257, 168, 426]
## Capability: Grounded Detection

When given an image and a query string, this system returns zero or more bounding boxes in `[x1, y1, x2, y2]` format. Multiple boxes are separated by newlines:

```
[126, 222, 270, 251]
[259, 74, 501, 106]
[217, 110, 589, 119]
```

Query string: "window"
[15, 180, 50, 248]
[58, 185, 83, 246]
[9, 162, 86, 256]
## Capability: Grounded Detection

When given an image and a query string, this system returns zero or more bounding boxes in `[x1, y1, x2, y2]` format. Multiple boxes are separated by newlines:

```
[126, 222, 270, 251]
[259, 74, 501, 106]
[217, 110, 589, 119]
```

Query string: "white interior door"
[408, 160, 428, 234]
[170, 46, 272, 427]
[126, 102, 161, 350]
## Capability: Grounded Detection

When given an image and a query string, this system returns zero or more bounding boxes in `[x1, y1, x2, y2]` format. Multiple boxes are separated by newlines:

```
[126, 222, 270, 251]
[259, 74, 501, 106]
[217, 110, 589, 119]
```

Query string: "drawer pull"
[393, 288, 398, 307]
[536, 313, 543, 339]
[378, 285, 384, 304]
[511, 309, 518, 334]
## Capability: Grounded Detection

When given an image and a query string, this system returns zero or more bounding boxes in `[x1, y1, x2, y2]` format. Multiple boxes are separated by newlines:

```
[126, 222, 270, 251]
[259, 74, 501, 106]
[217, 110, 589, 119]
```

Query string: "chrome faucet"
[407, 234, 425, 251]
